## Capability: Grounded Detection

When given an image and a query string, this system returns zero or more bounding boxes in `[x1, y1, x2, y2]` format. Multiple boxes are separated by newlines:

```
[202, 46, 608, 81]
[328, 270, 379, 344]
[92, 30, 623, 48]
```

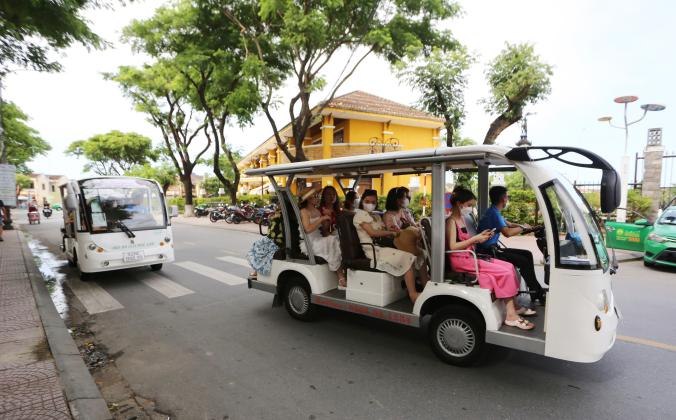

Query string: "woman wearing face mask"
[383, 187, 416, 232]
[353, 189, 423, 303]
[299, 186, 347, 287]
[446, 187, 536, 330]
[343, 190, 359, 214]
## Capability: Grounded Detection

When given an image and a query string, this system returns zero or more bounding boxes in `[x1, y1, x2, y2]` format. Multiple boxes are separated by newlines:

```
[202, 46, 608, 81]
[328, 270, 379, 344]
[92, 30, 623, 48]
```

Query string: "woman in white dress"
[352, 189, 423, 303]
[299, 186, 347, 287]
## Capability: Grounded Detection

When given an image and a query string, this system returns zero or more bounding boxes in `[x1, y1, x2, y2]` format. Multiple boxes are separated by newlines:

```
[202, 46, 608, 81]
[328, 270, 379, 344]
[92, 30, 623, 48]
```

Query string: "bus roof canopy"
[245, 145, 514, 178]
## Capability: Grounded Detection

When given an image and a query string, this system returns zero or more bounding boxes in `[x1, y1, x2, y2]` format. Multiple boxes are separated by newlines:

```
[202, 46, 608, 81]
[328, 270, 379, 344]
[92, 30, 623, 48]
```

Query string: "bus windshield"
[80, 178, 166, 233]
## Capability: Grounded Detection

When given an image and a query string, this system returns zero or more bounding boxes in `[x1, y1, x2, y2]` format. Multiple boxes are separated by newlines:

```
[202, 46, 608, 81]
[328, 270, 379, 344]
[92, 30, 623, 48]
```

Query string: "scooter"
[209, 205, 228, 223]
[28, 211, 40, 224]
[42, 207, 53, 218]
[225, 204, 255, 224]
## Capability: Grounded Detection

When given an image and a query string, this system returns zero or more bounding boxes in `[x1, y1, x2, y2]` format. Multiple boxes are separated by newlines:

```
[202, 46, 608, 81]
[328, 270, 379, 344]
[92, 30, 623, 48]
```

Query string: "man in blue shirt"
[478, 186, 545, 304]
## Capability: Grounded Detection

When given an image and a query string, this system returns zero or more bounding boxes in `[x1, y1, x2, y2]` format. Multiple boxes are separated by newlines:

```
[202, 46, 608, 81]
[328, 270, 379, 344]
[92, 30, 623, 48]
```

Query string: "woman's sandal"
[516, 307, 537, 317]
[504, 318, 535, 330]
[337, 277, 348, 291]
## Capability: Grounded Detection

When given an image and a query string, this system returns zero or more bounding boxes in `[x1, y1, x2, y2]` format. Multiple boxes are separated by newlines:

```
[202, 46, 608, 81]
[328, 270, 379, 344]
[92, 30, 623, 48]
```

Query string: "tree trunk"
[445, 121, 454, 147]
[483, 113, 519, 145]
[182, 174, 194, 217]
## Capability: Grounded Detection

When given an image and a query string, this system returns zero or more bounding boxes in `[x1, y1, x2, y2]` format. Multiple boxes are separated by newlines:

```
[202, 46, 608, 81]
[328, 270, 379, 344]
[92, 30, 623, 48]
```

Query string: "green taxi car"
[644, 206, 676, 268]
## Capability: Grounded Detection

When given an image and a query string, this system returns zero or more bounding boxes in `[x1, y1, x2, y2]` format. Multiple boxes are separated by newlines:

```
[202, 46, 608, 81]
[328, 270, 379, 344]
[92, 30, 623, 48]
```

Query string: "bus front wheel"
[283, 279, 317, 322]
[429, 305, 485, 366]
[150, 264, 163, 271]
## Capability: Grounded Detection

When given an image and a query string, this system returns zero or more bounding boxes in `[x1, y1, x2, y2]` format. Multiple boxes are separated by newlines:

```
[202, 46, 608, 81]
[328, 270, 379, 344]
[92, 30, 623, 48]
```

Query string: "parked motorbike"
[209, 205, 228, 223]
[225, 204, 255, 224]
[194, 204, 211, 217]
[253, 205, 276, 226]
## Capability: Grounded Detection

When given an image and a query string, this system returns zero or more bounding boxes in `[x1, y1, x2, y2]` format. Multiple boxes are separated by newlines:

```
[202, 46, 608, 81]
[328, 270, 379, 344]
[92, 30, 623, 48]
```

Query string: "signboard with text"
[0, 164, 17, 207]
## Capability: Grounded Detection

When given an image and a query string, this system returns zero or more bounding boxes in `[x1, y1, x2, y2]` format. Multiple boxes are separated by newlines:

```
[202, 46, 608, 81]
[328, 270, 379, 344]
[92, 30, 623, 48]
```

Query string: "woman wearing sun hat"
[299, 185, 347, 288]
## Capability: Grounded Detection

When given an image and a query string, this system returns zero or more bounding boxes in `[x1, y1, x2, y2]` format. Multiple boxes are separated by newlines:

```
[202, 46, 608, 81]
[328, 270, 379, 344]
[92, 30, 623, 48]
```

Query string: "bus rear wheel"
[283, 278, 317, 322]
[429, 305, 485, 366]
[150, 263, 163, 271]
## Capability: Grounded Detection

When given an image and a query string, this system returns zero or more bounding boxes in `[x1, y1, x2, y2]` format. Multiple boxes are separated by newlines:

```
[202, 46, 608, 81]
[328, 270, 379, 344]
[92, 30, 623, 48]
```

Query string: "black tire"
[150, 263, 163, 271]
[225, 215, 233, 224]
[283, 278, 317, 322]
[429, 305, 486, 366]
[209, 213, 219, 223]
[233, 215, 241, 224]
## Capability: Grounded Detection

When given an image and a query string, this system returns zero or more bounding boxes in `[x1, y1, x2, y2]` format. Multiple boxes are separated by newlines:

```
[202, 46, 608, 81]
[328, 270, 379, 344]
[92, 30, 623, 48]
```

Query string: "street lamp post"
[598, 96, 665, 222]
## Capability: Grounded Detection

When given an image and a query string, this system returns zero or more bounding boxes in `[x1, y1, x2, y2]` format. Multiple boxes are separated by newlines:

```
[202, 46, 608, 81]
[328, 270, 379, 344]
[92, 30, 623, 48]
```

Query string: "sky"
[4, 0, 676, 186]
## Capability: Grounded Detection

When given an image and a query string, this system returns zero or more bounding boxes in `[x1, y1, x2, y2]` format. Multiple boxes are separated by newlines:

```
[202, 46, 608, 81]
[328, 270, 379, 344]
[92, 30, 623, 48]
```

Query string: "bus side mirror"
[600, 169, 621, 213]
[170, 205, 179, 218]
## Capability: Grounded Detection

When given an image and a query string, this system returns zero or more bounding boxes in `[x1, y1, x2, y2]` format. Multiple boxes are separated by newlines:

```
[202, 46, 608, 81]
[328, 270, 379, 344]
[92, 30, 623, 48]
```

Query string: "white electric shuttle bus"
[245, 145, 622, 366]
[59, 177, 175, 279]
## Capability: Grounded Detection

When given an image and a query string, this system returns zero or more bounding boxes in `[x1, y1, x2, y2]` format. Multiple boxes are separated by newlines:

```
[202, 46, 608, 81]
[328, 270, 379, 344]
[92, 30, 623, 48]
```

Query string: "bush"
[167, 197, 185, 212]
[583, 190, 652, 222]
[502, 189, 538, 226]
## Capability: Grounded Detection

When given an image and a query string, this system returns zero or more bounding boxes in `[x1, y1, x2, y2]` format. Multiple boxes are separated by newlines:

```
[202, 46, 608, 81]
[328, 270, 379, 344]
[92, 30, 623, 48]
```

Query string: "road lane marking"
[617, 335, 676, 353]
[216, 256, 250, 268]
[174, 261, 246, 286]
[183, 241, 196, 246]
[139, 273, 194, 298]
[67, 277, 124, 314]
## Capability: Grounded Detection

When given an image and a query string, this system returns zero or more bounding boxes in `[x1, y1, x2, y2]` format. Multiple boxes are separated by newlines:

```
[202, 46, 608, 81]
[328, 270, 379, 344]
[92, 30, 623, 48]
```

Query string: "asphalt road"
[19, 214, 676, 420]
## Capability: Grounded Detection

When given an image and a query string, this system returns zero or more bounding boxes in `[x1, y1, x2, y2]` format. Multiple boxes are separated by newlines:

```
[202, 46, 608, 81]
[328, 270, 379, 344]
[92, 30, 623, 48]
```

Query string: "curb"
[18, 231, 112, 420]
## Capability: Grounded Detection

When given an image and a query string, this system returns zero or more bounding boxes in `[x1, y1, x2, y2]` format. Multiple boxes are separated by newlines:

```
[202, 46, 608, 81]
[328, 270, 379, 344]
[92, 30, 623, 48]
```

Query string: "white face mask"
[461, 206, 473, 216]
[353, 198, 360, 208]
[402, 198, 410, 208]
[363, 202, 376, 212]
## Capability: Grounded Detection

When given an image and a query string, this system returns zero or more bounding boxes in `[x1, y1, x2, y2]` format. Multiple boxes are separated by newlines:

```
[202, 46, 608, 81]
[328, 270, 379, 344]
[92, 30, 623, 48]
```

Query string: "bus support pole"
[431, 162, 446, 282]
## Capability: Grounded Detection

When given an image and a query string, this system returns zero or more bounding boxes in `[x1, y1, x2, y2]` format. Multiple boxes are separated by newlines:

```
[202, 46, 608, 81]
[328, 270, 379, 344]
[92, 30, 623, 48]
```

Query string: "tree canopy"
[125, 161, 177, 195]
[482, 43, 553, 144]
[65, 130, 156, 176]
[397, 46, 473, 147]
[1, 101, 50, 172]
[225, 0, 460, 161]
[0, 0, 105, 74]
[120, 0, 260, 204]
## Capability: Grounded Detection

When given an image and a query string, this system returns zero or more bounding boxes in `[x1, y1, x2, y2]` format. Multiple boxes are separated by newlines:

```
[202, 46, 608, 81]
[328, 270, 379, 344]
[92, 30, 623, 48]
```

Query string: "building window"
[333, 129, 344, 144]
[41, 183, 46, 190]
[51, 185, 55, 192]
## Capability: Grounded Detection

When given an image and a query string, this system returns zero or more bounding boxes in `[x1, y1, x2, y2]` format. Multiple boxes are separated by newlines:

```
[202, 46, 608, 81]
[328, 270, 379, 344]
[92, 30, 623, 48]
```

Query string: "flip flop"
[516, 307, 537, 317]
[504, 318, 535, 330]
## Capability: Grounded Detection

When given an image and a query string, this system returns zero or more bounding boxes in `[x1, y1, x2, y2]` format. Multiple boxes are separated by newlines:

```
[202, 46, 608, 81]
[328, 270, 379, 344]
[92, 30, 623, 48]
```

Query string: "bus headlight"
[164, 236, 171, 243]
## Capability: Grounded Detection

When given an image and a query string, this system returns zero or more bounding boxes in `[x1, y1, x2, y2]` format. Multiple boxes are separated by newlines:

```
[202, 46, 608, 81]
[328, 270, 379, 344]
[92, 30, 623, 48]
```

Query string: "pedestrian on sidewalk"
[0, 198, 5, 241]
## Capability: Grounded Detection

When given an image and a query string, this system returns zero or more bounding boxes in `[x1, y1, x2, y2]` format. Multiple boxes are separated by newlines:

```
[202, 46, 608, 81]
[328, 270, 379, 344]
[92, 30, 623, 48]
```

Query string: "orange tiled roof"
[322, 90, 443, 122]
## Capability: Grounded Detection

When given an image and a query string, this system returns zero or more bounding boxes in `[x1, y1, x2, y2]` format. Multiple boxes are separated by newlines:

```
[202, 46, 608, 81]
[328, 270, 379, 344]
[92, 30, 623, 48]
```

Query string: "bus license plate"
[123, 251, 145, 263]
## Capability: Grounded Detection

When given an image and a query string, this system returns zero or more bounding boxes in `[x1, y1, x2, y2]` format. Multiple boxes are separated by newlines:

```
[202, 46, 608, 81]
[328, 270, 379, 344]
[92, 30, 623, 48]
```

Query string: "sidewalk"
[0, 229, 111, 419]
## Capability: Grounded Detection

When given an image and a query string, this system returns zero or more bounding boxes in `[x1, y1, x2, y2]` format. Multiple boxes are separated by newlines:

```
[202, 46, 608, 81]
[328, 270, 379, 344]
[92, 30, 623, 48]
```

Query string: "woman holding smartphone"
[446, 187, 536, 330]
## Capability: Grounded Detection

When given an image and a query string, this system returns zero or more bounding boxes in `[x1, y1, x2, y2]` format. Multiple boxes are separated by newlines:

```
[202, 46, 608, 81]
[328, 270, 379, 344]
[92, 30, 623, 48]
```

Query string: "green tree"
[397, 46, 473, 147]
[65, 130, 156, 175]
[225, 0, 460, 162]
[122, 0, 259, 204]
[15, 173, 32, 198]
[125, 162, 178, 195]
[453, 137, 477, 189]
[107, 63, 210, 212]
[482, 43, 553, 145]
[202, 175, 223, 196]
[1, 101, 50, 172]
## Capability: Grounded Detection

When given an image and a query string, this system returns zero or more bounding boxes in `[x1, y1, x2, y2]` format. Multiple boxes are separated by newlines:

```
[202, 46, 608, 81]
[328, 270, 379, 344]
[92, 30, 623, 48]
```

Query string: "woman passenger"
[299, 186, 347, 288]
[319, 185, 340, 236]
[383, 187, 416, 232]
[343, 190, 359, 214]
[353, 189, 423, 303]
[446, 187, 536, 330]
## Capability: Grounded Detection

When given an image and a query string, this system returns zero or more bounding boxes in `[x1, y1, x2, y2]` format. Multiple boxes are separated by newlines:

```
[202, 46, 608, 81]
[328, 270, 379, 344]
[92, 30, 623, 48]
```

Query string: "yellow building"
[239, 91, 444, 196]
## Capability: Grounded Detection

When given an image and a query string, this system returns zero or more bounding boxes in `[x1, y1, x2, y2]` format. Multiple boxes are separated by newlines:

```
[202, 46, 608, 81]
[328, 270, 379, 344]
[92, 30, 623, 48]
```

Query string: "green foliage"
[453, 137, 477, 189]
[502, 189, 539, 226]
[583, 189, 652, 222]
[227, 0, 461, 161]
[15, 173, 32, 196]
[0, 0, 105, 74]
[397, 46, 474, 146]
[482, 43, 553, 144]
[504, 171, 526, 190]
[125, 162, 178, 194]
[1, 101, 50, 171]
[202, 176, 223, 196]
[66, 130, 156, 176]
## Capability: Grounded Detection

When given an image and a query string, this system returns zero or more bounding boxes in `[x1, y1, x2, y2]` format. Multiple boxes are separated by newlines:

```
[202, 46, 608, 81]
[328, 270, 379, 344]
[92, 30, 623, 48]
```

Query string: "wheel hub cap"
[289, 286, 309, 314]
[437, 319, 475, 357]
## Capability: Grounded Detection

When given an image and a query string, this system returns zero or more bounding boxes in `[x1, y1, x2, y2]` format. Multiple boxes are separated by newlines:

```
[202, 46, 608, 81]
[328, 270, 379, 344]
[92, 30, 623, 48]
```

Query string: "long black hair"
[320, 186, 340, 214]
[344, 190, 358, 210]
[358, 189, 378, 210]
[385, 186, 410, 211]
[450, 187, 476, 208]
